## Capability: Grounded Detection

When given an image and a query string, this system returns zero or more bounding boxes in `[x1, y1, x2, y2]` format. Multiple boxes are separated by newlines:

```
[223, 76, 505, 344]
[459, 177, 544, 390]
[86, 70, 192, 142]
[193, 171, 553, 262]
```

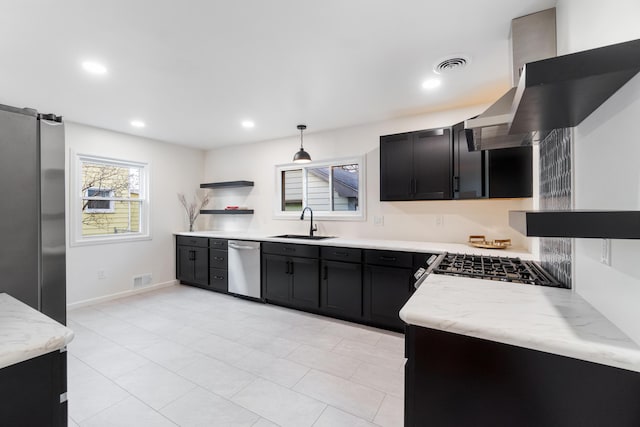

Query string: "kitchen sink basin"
[272, 234, 335, 240]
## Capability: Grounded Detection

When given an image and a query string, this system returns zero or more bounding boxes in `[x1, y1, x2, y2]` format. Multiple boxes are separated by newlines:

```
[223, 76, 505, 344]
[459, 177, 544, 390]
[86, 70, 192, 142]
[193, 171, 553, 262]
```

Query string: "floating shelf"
[200, 181, 254, 189]
[509, 210, 640, 239]
[200, 209, 254, 215]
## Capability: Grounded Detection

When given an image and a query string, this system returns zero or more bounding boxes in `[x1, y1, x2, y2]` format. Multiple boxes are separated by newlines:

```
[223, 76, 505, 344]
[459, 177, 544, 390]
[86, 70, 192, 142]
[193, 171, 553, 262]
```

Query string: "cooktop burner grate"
[432, 253, 561, 287]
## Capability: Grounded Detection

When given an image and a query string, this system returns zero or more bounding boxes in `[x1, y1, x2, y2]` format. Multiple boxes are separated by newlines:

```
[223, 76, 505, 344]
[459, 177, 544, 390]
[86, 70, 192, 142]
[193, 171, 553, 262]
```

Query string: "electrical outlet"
[373, 215, 384, 226]
[97, 269, 106, 280]
[600, 239, 611, 266]
[435, 215, 444, 227]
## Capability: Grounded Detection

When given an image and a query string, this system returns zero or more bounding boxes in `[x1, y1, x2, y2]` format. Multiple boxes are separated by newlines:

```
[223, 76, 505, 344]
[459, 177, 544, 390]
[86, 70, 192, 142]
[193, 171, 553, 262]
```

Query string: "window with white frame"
[71, 153, 150, 245]
[276, 156, 365, 220]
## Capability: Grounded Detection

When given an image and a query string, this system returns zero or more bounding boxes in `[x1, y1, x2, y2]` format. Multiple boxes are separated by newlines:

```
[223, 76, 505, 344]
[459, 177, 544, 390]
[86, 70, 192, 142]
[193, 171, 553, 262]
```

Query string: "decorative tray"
[468, 235, 511, 249]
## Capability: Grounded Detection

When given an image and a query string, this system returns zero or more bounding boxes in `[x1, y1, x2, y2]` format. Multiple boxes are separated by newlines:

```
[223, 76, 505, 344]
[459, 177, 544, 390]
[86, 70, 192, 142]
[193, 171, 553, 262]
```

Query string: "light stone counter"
[0, 293, 74, 369]
[400, 274, 640, 372]
[175, 231, 534, 259]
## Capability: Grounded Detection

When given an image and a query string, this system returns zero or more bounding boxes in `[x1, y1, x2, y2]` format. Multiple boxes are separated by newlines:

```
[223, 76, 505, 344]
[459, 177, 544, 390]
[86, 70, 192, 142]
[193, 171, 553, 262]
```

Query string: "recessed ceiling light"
[241, 120, 255, 129]
[82, 61, 107, 75]
[421, 78, 442, 90]
[130, 120, 145, 128]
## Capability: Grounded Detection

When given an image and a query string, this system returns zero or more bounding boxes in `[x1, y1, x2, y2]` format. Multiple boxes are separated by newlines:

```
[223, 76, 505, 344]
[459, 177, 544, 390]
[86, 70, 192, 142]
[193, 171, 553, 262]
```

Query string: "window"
[275, 156, 365, 220]
[85, 188, 115, 213]
[71, 153, 150, 245]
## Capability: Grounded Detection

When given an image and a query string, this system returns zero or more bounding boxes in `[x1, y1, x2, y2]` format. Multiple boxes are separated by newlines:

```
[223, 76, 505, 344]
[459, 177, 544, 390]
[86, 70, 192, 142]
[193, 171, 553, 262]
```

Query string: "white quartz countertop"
[0, 293, 74, 369]
[175, 231, 533, 258]
[400, 275, 640, 373]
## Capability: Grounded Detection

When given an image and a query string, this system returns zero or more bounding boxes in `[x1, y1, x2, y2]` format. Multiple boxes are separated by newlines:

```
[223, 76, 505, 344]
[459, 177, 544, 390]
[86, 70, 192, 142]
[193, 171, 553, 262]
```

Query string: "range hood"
[510, 38, 640, 134]
[465, 8, 557, 151]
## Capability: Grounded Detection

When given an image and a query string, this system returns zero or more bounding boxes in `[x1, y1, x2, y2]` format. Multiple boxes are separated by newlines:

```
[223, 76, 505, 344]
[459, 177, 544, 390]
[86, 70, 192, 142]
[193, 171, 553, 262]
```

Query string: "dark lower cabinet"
[263, 253, 290, 304]
[262, 243, 320, 311]
[320, 260, 363, 320]
[0, 350, 67, 426]
[176, 236, 229, 292]
[405, 325, 640, 427]
[363, 250, 414, 331]
[176, 244, 208, 287]
[208, 267, 228, 292]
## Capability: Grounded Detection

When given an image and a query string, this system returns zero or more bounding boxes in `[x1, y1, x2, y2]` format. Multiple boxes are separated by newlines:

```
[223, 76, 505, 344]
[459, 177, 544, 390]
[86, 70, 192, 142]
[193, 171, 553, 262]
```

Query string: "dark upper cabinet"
[380, 132, 414, 200]
[380, 128, 452, 201]
[381, 124, 532, 201]
[452, 122, 485, 199]
[488, 146, 533, 198]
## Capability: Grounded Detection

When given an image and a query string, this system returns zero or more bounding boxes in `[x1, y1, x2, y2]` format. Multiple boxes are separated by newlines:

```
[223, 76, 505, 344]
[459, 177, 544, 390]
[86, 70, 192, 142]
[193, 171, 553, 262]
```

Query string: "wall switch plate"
[600, 239, 611, 266]
[435, 215, 444, 227]
[97, 269, 106, 280]
[374, 215, 384, 226]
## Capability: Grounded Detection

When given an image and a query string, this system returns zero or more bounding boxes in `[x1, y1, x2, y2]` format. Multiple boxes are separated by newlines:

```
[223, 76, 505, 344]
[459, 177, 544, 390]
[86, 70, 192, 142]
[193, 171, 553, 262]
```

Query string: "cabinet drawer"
[364, 250, 413, 268]
[177, 236, 209, 247]
[209, 249, 228, 269]
[209, 268, 228, 292]
[262, 242, 319, 258]
[321, 247, 362, 263]
[209, 238, 228, 250]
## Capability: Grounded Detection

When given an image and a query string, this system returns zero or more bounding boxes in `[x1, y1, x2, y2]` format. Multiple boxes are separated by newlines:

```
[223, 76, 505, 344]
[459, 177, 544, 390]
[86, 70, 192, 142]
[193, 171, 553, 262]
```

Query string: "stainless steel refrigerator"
[0, 103, 66, 325]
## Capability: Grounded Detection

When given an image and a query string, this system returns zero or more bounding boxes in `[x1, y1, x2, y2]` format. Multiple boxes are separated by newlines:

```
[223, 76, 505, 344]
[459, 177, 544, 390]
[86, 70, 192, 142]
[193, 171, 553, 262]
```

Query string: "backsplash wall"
[538, 128, 573, 288]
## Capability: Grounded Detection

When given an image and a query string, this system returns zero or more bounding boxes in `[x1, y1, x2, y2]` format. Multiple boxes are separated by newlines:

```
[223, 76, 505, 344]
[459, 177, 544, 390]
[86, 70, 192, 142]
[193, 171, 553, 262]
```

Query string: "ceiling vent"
[433, 56, 469, 74]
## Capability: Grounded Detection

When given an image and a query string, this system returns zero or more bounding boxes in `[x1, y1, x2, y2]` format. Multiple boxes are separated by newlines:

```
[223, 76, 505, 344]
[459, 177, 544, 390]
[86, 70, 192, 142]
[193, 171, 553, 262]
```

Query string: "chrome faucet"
[300, 207, 318, 236]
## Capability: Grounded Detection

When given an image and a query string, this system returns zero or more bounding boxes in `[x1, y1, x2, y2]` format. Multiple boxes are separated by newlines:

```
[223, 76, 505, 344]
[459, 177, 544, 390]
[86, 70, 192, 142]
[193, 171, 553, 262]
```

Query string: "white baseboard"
[67, 280, 178, 311]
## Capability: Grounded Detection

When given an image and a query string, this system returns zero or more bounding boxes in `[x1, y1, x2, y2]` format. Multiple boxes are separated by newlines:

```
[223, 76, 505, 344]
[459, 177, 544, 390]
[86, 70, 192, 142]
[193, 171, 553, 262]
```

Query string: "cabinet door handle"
[413, 178, 418, 194]
[409, 178, 413, 195]
[323, 265, 328, 280]
[290, 261, 294, 275]
[285, 260, 290, 275]
[189, 250, 196, 261]
[380, 256, 396, 262]
[454, 176, 460, 192]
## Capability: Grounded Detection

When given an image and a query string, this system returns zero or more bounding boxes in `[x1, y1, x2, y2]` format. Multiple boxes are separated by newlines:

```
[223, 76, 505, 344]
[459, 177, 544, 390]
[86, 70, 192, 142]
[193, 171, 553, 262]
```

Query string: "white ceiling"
[1, 0, 557, 149]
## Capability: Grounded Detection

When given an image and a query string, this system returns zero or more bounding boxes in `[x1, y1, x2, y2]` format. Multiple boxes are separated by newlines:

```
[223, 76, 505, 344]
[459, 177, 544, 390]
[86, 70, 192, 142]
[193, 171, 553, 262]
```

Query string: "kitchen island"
[400, 275, 640, 426]
[0, 293, 74, 426]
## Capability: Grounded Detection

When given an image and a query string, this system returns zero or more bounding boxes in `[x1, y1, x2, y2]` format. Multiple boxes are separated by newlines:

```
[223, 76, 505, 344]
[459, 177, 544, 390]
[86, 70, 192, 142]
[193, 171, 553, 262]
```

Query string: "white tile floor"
[67, 285, 405, 426]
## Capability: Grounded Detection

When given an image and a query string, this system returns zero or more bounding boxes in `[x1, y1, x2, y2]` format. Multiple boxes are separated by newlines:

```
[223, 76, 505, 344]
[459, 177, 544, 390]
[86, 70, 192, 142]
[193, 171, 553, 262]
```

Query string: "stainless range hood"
[465, 8, 557, 151]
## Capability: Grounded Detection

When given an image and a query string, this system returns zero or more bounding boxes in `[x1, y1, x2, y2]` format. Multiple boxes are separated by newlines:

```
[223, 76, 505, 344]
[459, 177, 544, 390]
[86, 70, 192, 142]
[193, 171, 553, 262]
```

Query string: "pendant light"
[293, 124, 311, 163]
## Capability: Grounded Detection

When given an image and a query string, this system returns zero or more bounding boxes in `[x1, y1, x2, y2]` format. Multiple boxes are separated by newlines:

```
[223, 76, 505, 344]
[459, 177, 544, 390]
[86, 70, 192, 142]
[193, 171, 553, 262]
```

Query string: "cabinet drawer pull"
[213, 275, 225, 280]
[283, 247, 295, 252]
[380, 256, 396, 262]
[333, 251, 348, 257]
[212, 256, 225, 261]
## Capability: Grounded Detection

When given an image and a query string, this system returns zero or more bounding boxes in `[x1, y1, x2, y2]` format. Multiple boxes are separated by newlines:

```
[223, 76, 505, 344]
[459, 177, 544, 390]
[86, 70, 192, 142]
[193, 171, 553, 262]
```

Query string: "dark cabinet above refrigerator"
[509, 210, 640, 239]
[510, 38, 640, 134]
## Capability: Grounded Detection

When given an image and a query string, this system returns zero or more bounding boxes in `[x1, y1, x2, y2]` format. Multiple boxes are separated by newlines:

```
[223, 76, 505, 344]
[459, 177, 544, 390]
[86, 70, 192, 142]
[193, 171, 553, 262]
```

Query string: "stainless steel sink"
[272, 234, 335, 240]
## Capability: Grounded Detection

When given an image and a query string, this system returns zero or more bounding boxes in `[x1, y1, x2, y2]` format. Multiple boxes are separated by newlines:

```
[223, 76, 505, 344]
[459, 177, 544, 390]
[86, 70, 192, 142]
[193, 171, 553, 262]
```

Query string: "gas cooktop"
[432, 253, 561, 287]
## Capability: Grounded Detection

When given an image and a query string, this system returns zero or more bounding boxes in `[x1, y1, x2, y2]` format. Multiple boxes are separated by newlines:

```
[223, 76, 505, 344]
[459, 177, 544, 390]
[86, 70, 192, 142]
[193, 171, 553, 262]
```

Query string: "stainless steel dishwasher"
[227, 240, 262, 299]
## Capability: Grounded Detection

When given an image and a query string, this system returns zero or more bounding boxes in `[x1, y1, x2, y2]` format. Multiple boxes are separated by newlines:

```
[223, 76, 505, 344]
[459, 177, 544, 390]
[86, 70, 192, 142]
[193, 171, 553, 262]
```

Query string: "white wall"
[557, 0, 640, 343]
[65, 122, 205, 306]
[203, 106, 533, 248]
